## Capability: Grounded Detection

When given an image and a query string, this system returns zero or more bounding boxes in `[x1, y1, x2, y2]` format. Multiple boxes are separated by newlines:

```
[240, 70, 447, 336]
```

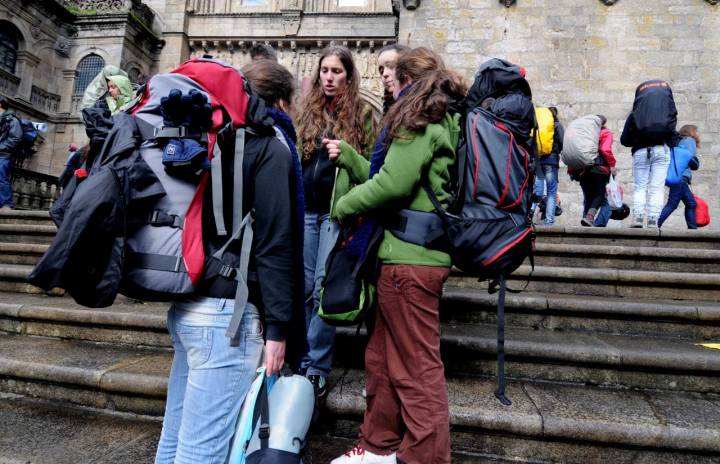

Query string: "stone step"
[533, 243, 720, 273]
[442, 287, 720, 339]
[0, 223, 57, 245]
[3, 293, 716, 394]
[324, 370, 720, 463]
[0, 333, 717, 463]
[536, 226, 720, 250]
[5, 241, 719, 274]
[0, 264, 61, 294]
[0, 293, 169, 347]
[451, 265, 720, 301]
[0, 241, 49, 265]
[0, 333, 169, 416]
[0, 209, 54, 226]
[334, 324, 720, 393]
[2, 287, 717, 349]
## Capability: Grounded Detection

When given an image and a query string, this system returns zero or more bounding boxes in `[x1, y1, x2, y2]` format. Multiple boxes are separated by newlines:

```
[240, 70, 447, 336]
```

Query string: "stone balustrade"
[10, 168, 60, 211]
[30, 86, 61, 114]
[0, 68, 20, 98]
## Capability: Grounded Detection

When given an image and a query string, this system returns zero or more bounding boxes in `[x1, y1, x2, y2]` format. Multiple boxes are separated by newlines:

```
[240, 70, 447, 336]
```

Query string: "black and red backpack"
[427, 58, 536, 405]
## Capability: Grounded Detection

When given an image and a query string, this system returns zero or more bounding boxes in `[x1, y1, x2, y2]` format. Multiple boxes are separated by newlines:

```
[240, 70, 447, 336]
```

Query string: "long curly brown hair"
[382, 47, 467, 145]
[297, 46, 369, 160]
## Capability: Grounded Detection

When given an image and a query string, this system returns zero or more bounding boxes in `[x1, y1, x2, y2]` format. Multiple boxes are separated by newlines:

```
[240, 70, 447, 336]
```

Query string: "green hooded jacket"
[105, 75, 133, 114]
[334, 112, 461, 267]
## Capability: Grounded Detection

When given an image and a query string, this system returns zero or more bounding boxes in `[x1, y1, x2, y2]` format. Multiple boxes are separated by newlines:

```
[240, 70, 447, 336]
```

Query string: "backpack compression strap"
[250, 373, 271, 451]
[211, 126, 246, 237]
[494, 274, 512, 406]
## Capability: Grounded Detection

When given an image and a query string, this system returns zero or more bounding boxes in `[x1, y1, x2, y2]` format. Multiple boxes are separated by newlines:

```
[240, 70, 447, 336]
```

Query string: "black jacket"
[195, 99, 304, 362]
[0, 111, 22, 158]
[302, 143, 336, 215]
[29, 113, 163, 307]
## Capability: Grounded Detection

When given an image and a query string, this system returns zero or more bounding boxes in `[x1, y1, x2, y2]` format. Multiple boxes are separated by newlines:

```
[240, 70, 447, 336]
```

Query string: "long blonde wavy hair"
[297, 46, 369, 160]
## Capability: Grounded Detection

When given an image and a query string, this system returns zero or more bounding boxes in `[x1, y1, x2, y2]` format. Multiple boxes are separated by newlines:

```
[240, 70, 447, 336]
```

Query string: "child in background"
[658, 125, 701, 229]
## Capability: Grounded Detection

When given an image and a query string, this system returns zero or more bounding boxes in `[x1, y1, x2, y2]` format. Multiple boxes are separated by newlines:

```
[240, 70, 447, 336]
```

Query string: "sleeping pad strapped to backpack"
[424, 58, 537, 405]
[561, 115, 602, 169]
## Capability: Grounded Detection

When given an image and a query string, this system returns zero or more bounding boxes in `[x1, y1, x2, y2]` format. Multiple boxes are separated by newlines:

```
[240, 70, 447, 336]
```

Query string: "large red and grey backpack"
[427, 58, 536, 405]
[124, 58, 257, 343]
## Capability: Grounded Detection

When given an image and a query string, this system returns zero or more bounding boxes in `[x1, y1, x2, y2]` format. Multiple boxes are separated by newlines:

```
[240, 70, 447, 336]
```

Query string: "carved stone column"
[14, 51, 41, 101]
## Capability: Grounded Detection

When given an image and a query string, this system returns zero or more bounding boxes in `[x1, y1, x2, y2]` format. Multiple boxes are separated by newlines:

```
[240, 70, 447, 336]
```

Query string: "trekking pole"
[494, 274, 512, 406]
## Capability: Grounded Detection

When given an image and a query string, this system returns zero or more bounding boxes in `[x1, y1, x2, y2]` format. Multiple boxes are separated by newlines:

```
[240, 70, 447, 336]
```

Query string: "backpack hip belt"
[385, 208, 446, 249]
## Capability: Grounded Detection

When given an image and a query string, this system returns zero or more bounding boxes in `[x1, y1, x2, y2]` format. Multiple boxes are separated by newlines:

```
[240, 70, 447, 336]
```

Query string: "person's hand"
[322, 138, 342, 161]
[264, 340, 286, 376]
[610, 167, 617, 176]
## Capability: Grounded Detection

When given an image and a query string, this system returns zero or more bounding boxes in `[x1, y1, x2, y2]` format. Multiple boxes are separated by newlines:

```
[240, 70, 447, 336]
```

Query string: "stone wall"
[399, 0, 719, 229]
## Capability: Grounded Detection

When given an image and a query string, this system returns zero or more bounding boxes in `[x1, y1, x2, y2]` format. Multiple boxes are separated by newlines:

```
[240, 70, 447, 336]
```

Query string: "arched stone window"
[0, 22, 19, 74]
[73, 53, 105, 95]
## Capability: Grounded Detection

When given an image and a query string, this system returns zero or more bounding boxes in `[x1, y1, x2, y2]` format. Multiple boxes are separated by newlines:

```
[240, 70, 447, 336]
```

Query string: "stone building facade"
[401, 0, 719, 228]
[0, 0, 717, 228]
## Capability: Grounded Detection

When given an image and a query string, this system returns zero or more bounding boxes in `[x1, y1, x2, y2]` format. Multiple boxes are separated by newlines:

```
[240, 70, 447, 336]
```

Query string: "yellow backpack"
[534, 107, 555, 156]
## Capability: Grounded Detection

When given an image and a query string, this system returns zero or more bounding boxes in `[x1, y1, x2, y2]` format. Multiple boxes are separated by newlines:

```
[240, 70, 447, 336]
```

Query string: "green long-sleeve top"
[334, 112, 461, 267]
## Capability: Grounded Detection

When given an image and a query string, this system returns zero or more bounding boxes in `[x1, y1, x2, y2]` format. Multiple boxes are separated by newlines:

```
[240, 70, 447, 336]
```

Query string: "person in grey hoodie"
[658, 125, 701, 229]
[0, 97, 22, 210]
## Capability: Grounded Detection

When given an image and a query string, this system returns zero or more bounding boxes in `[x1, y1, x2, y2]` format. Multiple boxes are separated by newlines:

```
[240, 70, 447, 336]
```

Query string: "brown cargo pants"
[359, 264, 451, 464]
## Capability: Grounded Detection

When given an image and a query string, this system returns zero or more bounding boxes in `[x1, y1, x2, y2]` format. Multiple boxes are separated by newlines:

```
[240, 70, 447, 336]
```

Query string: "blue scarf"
[268, 107, 305, 311]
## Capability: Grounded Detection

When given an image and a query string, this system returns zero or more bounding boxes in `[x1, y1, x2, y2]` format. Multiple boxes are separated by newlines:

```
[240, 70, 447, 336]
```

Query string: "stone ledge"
[535, 243, 720, 261]
[0, 334, 169, 397]
[443, 287, 720, 321]
[326, 371, 720, 453]
[0, 224, 57, 234]
[337, 323, 720, 374]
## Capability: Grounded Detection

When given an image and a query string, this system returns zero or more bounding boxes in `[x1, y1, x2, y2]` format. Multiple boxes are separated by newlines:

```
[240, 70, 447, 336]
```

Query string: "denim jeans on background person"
[594, 197, 612, 227]
[0, 156, 14, 208]
[301, 212, 340, 378]
[534, 164, 558, 224]
[155, 297, 264, 464]
[632, 145, 670, 220]
[658, 180, 697, 229]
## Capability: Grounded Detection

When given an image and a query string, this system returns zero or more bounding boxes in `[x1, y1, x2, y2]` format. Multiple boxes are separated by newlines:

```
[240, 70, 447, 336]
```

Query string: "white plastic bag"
[606, 175, 623, 210]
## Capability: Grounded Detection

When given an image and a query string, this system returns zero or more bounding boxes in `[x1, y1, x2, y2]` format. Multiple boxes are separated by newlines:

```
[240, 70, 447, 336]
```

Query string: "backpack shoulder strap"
[251, 373, 270, 450]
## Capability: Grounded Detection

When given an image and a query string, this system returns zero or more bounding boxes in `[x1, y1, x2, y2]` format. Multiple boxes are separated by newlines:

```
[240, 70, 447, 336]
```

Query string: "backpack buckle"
[219, 264, 237, 279]
[258, 423, 270, 440]
[148, 210, 162, 225]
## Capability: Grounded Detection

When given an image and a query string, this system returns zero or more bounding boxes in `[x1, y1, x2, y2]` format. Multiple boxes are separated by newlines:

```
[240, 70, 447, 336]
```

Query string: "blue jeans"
[0, 156, 14, 208]
[534, 164, 558, 224]
[632, 145, 670, 220]
[658, 180, 697, 229]
[155, 297, 264, 464]
[301, 212, 340, 378]
[595, 197, 612, 227]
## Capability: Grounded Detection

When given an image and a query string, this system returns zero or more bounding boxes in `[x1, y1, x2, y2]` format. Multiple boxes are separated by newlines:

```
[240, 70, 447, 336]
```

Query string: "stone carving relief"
[54, 38, 70, 57]
[30, 26, 42, 40]
[188, 39, 390, 112]
[282, 13, 302, 36]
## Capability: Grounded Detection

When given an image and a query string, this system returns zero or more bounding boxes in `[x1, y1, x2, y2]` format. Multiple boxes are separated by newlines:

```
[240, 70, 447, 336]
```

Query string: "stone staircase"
[0, 209, 719, 463]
